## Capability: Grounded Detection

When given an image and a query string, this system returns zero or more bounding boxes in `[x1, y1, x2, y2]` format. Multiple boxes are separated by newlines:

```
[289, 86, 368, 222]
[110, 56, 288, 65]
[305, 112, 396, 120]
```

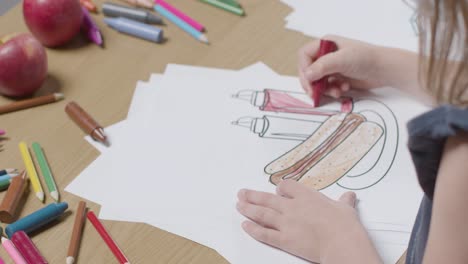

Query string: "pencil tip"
[199, 35, 209, 44]
[66, 256, 75, 264]
[36, 192, 45, 202]
[54, 93, 65, 100]
[51, 191, 60, 201]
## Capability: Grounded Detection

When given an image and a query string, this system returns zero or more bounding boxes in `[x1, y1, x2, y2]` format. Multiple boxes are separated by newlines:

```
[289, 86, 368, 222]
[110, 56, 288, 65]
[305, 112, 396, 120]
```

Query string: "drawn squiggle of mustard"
[265, 112, 384, 191]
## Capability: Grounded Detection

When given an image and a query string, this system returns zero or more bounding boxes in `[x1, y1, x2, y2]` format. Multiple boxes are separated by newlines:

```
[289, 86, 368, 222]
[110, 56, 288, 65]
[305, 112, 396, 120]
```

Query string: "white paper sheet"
[279, 0, 419, 51]
[67, 63, 427, 264]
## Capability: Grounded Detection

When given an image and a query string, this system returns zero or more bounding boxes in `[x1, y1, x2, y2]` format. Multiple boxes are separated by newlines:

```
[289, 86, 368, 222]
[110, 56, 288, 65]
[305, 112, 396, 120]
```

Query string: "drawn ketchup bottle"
[233, 89, 352, 116]
[232, 115, 322, 141]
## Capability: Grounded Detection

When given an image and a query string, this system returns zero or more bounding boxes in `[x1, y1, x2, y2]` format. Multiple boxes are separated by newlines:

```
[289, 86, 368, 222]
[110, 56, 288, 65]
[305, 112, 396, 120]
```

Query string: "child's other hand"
[298, 36, 386, 98]
[237, 180, 378, 263]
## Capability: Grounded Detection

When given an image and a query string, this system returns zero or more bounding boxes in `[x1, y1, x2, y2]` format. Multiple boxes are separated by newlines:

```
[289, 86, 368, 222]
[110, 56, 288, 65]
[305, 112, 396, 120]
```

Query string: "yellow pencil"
[18, 142, 44, 202]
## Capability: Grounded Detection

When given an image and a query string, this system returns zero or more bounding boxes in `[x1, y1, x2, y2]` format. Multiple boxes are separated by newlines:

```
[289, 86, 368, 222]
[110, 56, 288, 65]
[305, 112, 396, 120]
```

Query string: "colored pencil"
[0, 169, 18, 176]
[87, 211, 130, 264]
[80, 0, 97, 13]
[218, 0, 240, 7]
[0, 176, 12, 191]
[18, 142, 44, 202]
[31, 142, 59, 201]
[155, 0, 205, 32]
[66, 201, 87, 264]
[154, 5, 208, 44]
[1, 237, 27, 264]
[0, 93, 64, 115]
[119, 0, 154, 9]
[0, 129, 5, 136]
[199, 0, 244, 16]
[82, 7, 103, 46]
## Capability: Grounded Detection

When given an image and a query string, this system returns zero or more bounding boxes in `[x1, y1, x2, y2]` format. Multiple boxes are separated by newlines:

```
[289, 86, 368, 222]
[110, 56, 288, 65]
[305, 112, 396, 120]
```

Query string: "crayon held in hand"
[311, 39, 338, 107]
[65, 101, 109, 146]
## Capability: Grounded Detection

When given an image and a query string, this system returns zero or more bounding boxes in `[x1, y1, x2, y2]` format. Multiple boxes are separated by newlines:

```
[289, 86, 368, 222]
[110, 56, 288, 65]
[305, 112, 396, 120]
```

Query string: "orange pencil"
[80, 0, 98, 13]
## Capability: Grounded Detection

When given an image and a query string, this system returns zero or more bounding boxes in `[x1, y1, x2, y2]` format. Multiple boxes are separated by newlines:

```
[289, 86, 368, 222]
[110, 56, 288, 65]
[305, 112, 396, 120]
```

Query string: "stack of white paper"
[66, 62, 428, 263]
[280, 0, 419, 51]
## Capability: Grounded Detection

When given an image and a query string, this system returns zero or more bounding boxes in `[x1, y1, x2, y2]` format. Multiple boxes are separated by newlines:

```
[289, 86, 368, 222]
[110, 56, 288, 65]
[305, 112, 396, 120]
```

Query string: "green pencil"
[217, 0, 240, 8]
[200, 0, 244, 16]
[32, 142, 59, 201]
[0, 177, 11, 191]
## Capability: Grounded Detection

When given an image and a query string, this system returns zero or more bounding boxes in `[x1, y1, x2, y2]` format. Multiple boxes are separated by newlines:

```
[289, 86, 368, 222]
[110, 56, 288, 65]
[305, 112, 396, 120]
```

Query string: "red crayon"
[11, 231, 48, 264]
[87, 211, 130, 264]
[311, 39, 338, 107]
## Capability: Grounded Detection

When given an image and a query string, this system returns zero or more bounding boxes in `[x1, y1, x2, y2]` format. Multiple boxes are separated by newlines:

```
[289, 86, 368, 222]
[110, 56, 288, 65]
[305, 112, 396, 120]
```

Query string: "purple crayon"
[81, 7, 103, 46]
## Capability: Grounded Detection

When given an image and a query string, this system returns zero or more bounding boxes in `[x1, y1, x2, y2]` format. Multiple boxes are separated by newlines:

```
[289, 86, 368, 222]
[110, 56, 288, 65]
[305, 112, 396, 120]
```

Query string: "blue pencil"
[154, 4, 209, 44]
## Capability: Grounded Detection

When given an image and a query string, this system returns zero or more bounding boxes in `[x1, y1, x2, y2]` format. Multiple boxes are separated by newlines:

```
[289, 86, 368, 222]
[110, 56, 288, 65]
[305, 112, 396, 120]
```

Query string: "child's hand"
[237, 180, 381, 263]
[298, 36, 387, 98]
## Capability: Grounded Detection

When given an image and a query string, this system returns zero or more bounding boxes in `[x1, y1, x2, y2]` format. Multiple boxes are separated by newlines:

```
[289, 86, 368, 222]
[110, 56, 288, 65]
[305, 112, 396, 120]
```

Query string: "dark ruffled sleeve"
[407, 105, 468, 200]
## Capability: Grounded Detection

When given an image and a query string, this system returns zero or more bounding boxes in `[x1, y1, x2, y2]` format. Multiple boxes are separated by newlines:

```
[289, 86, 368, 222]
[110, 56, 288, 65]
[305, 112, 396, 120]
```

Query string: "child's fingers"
[338, 191, 357, 208]
[298, 40, 321, 71]
[299, 71, 313, 96]
[304, 51, 346, 83]
[241, 221, 285, 249]
[237, 201, 283, 229]
[277, 180, 315, 199]
[238, 189, 288, 213]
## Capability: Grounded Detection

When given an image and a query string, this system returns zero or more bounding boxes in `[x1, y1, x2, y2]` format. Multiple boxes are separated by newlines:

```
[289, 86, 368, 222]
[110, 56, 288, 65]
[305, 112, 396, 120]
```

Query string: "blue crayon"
[6, 202, 68, 238]
[104, 17, 164, 43]
[154, 5, 208, 44]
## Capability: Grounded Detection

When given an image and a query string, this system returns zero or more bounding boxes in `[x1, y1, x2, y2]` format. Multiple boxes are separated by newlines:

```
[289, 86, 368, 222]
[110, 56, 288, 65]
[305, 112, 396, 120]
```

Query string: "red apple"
[23, 0, 83, 47]
[0, 33, 48, 97]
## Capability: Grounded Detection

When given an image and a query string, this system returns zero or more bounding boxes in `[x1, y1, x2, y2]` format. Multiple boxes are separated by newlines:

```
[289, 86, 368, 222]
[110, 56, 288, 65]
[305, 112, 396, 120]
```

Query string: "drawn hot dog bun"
[298, 122, 383, 190]
[265, 113, 353, 174]
[266, 112, 383, 190]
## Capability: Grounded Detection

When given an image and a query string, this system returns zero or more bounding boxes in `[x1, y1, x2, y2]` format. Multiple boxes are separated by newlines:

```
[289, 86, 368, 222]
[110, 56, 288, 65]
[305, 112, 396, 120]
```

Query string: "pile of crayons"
[0, 198, 129, 263]
[0, 147, 128, 263]
[79, 0, 244, 45]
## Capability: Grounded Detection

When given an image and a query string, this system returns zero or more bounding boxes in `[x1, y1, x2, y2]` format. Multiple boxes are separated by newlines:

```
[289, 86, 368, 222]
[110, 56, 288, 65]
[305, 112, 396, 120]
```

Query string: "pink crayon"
[0, 129, 5, 136]
[155, 0, 205, 32]
[81, 7, 103, 46]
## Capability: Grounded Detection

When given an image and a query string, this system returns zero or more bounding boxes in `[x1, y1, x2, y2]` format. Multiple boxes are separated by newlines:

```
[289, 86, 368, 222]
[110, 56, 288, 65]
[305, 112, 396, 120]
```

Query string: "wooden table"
[0, 1, 406, 263]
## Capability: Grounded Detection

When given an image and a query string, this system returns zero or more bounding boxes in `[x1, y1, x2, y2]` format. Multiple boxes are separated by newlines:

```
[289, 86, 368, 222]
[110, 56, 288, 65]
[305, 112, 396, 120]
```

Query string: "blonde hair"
[417, 0, 468, 105]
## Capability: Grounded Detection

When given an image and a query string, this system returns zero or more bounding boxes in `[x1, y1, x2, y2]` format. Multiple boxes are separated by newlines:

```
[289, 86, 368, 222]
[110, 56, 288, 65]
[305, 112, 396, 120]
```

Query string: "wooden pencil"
[0, 93, 64, 115]
[67, 201, 87, 264]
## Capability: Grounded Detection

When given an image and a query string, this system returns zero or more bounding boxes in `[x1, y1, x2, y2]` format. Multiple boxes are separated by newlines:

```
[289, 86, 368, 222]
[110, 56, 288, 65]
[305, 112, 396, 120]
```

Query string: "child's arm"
[423, 132, 468, 263]
[299, 36, 434, 104]
[236, 181, 382, 264]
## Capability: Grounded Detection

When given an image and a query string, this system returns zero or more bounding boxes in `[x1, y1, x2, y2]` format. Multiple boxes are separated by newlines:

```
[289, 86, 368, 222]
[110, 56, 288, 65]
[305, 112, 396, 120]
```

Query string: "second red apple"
[23, 0, 83, 47]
